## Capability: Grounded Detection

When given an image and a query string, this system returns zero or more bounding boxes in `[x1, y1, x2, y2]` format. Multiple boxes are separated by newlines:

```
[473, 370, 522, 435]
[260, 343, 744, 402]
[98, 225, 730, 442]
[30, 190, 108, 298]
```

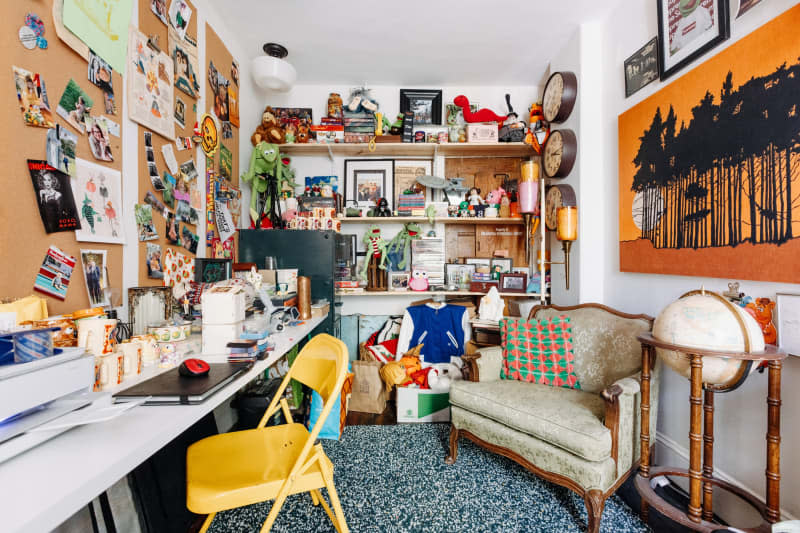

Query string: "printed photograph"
[14, 66, 55, 128]
[46, 125, 78, 175]
[181, 225, 198, 254]
[355, 171, 384, 203]
[56, 78, 93, 133]
[170, 28, 200, 98]
[80, 249, 110, 307]
[146, 243, 164, 279]
[134, 203, 158, 241]
[34, 246, 76, 301]
[85, 116, 114, 162]
[150, 0, 168, 24]
[165, 212, 180, 244]
[87, 50, 113, 95]
[168, 0, 193, 40]
[28, 160, 81, 234]
[174, 96, 186, 128]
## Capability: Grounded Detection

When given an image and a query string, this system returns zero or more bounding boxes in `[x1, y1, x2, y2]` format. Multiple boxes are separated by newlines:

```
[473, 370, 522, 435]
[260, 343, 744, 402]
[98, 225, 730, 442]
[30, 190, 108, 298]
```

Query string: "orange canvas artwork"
[618, 5, 800, 283]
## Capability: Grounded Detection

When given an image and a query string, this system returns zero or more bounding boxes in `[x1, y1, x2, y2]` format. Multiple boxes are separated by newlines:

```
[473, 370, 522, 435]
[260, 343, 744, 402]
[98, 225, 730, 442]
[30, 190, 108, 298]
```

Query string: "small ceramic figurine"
[374, 197, 392, 217]
[467, 187, 485, 206]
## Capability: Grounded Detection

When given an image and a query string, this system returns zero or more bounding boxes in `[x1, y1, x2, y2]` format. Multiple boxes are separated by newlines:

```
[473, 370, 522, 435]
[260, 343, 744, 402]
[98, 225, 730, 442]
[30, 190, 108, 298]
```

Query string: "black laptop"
[114, 362, 253, 405]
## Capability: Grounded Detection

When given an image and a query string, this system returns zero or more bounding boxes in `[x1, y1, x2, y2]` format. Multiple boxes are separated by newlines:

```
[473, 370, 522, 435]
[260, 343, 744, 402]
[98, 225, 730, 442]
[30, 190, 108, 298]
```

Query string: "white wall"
[598, 0, 800, 521]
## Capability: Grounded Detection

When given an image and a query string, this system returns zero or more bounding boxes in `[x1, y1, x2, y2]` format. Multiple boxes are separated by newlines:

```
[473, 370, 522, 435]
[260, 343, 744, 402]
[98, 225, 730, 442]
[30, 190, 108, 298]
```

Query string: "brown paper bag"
[349, 360, 387, 414]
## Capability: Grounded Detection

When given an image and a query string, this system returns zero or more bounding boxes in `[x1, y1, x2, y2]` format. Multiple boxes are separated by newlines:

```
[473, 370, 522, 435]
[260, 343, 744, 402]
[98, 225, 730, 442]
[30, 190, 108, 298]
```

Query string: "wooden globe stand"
[635, 332, 787, 532]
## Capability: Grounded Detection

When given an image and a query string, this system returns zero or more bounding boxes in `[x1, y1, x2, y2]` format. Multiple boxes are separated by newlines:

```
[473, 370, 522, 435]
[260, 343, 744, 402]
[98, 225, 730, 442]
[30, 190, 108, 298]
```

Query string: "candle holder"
[556, 206, 578, 290]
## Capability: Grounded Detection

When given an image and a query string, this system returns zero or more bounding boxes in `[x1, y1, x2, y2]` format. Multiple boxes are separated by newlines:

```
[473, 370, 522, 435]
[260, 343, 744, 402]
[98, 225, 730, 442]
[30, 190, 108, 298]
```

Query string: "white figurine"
[478, 287, 504, 322]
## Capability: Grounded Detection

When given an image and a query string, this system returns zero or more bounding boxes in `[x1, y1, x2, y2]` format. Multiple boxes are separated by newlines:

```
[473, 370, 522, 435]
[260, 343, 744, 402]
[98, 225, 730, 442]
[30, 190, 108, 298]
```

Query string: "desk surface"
[0, 315, 326, 533]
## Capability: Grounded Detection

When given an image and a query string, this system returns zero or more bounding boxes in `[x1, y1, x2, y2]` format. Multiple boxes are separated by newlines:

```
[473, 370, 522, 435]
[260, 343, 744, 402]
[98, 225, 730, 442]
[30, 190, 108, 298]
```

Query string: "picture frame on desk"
[394, 159, 433, 204]
[344, 159, 394, 210]
[388, 271, 410, 291]
[500, 272, 527, 293]
[445, 263, 476, 290]
[490, 257, 513, 278]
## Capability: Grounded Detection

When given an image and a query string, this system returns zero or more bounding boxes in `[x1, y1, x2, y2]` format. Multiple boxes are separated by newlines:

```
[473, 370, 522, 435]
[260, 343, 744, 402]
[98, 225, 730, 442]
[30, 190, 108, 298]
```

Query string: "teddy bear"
[296, 124, 311, 143]
[250, 106, 285, 146]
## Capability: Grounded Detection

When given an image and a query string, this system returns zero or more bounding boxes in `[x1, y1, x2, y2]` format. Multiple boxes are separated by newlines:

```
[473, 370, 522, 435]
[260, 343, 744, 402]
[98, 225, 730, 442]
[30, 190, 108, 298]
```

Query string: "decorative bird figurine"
[453, 95, 508, 125]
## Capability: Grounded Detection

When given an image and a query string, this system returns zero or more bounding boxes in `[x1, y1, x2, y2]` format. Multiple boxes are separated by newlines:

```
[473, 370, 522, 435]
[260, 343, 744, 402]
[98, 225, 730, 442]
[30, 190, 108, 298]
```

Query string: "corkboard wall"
[204, 23, 240, 253]
[136, 0, 199, 285]
[0, 0, 123, 315]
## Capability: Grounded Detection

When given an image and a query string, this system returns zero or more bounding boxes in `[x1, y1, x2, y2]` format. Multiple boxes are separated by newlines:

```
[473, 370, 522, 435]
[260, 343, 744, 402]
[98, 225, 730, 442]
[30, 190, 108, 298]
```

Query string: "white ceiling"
[234, 0, 623, 86]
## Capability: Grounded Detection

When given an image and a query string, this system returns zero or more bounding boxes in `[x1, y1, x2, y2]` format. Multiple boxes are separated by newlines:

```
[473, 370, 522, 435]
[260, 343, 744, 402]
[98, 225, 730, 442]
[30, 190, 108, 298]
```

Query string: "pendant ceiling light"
[251, 43, 296, 92]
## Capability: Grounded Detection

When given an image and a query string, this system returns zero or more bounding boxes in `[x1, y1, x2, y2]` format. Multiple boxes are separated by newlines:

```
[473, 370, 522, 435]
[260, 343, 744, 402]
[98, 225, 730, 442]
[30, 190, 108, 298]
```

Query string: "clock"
[545, 184, 577, 231]
[542, 71, 578, 123]
[542, 129, 577, 178]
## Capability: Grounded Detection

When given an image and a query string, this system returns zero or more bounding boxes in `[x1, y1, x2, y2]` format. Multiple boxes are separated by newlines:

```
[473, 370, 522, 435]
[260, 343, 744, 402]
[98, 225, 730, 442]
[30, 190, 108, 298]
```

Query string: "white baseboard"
[655, 431, 796, 521]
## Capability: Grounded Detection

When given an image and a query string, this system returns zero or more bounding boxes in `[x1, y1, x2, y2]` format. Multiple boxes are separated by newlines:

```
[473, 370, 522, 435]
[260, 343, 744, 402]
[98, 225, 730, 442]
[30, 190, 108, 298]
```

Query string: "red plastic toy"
[453, 95, 508, 125]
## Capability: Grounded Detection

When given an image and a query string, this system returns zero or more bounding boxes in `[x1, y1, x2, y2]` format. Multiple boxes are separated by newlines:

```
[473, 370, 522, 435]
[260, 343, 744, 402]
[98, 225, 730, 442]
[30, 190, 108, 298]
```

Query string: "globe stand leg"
[688, 354, 703, 523]
[702, 390, 714, 521]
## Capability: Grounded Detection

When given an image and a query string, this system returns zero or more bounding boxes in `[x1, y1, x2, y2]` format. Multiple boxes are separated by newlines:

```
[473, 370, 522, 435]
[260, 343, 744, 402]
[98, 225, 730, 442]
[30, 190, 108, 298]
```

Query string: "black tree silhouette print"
[631, 59, 800, 250]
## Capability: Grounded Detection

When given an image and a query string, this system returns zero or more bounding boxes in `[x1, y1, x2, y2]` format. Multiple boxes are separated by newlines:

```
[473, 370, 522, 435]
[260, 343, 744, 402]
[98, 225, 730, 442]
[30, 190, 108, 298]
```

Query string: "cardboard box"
[311, 301, 330, 317]
[467, 123, 499, 143]
[201, 286, 246, 325]
[396, 387, 450, 423]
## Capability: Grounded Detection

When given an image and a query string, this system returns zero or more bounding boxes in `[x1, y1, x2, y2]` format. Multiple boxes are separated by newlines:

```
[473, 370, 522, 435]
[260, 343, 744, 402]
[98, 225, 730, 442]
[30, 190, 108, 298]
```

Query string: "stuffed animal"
[525, 103, 550, 154]
[453, 95, 508, 125]
[250, 106, 285, 146]
[409, 269, 429, 291]
[745, 298, 777, 344]
[486, 187, 506, 207]
[498, 94, 527, 142]
[296, 124, 310, 143]
[241, 142, 281, 225]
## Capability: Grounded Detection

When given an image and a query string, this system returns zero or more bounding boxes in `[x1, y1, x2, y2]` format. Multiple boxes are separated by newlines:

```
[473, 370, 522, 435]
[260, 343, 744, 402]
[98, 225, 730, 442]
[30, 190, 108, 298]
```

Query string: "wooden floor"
[345, 401, 397, 426]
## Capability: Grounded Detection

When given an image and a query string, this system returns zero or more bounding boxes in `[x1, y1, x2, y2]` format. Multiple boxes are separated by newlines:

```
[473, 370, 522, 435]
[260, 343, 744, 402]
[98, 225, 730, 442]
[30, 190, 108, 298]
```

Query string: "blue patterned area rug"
[207, 423, 649, 532]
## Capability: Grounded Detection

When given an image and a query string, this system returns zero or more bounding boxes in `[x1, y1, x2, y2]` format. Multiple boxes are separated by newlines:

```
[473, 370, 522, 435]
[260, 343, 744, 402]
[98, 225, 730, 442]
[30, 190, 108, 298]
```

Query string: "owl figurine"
[409, 269, 429, 292]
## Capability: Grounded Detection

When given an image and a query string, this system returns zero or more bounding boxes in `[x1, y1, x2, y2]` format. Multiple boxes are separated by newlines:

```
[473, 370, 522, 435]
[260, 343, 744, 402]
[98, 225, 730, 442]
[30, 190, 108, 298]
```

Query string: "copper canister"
[297, 276, 311, 319]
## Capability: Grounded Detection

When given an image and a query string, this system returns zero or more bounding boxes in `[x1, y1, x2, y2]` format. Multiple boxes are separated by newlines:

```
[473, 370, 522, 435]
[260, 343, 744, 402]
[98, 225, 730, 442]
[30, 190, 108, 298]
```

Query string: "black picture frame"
[624, 37, 661, 97]
[344, 159, 394, 209]
[194, 258, 232, 283]
[657, 0, 730, 81]
[499, 273, 527, 294]
[400, 89, 443, 125]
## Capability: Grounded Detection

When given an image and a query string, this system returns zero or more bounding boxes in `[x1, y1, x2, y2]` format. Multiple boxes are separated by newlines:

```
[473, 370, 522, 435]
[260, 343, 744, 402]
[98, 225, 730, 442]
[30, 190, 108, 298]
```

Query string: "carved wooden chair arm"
[601, 374, 641, 465]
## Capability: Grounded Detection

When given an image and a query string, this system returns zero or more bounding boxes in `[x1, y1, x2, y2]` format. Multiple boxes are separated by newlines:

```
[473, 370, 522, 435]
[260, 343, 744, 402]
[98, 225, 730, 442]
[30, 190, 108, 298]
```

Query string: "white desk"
[0, 314, 326, 533]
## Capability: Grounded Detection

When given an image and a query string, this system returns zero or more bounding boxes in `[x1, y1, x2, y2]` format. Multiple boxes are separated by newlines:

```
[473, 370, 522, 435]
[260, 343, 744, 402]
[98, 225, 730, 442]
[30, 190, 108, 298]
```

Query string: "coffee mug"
[132, 334, 160, 366]
[118, 341, 142, 376]
[78, 318, 117, 356]
[94, 353, 122, 390]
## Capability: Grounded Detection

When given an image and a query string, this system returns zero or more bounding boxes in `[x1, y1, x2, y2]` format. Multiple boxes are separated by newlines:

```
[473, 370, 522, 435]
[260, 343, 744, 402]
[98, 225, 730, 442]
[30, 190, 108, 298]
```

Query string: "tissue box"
[202, 322, 245, 354]
[201, 286, 246, 325]
[466, 123, 498, 143]
[396, 387, 450, 423]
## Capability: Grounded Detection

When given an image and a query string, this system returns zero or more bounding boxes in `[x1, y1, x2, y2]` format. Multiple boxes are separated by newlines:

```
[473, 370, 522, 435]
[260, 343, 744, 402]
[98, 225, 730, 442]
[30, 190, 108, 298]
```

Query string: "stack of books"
[343, 111, 375, 143]
[227, 340, 258, 363]
[397, 193, 425, 215]
[411, 238, 445, 286]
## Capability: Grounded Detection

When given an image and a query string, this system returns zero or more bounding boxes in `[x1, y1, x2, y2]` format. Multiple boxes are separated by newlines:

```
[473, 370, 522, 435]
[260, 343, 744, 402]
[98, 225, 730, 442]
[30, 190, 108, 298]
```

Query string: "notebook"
[114, 362, 253, 405]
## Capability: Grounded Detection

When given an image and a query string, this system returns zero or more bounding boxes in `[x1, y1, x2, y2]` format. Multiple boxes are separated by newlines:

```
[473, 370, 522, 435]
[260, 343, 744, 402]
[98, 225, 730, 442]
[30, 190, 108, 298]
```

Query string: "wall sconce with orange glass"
[556, 206, 577, 290]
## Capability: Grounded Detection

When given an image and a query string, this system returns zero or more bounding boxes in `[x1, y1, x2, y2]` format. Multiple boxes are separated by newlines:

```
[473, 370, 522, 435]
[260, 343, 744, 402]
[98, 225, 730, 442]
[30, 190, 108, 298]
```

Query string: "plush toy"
[745, 298, 777, 344]
[359, 225, 389, 280]
[409, 269, 429, 291]
[486, 187, 506, 207]
[525, 103, 550, 154]
[498, 94, 527, 142]
[467, 187, 485, 206]
[241, 142, 281, 225]
[281, 197, 298, 223]
[296, 124, 310, 143]
[345, 87, 379, 114]
[284, 123, 296, 144]
[453, 95, 508, 125]
[386, 222, 422, 270]
[250, 106, 285, 146]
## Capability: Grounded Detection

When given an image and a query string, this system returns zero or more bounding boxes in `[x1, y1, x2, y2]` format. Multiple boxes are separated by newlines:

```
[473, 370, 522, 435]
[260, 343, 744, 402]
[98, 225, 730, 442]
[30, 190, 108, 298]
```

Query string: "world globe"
[652, 290, 765, 388]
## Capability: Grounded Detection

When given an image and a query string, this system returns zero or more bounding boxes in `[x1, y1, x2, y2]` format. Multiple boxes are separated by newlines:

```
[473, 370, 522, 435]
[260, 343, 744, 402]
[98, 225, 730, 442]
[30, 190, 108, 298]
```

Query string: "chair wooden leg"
[321, 474, 349, 533]
[198, 513, 215, 533]
[584, 490, 605, 533]
[445, 425, 459, 465]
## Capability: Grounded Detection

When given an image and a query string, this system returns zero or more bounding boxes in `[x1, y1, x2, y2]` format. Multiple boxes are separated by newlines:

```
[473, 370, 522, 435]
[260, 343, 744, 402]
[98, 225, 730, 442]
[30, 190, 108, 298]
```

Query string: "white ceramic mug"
[118, 341, 142, 376]
[77, 318, 118, 356]
[94, 353, 121, 390]
[132, 334, 160, 367]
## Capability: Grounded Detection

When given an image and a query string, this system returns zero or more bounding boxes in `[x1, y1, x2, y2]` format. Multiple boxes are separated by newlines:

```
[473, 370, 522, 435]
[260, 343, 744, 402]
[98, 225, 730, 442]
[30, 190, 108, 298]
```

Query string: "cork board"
[204, 23, 240, 256]
[136, 0, 199, 285]
[0, 0, 124, 315]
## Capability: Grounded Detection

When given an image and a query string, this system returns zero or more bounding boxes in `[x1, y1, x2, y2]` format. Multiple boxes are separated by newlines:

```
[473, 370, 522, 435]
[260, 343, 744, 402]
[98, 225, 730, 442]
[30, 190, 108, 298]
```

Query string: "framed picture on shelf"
[657, 0, 729, 80]
[465, 258, 491, 276]
[344, 159, 394, 210]
[394, 159, 433, 203]
[400, 89, 443, 125]
[624, 37, 660, 97]
[445, 263, 476, 290]
[490, 257, 513, 277]
[500, 273, 527, 294]
[389, 271, 410, 291]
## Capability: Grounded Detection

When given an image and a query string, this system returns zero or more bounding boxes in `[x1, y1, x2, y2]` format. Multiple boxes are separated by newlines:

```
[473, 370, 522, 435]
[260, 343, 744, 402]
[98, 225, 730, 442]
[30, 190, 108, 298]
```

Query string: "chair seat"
[187, 423, 330, 514]
[449, 380, 611, 462]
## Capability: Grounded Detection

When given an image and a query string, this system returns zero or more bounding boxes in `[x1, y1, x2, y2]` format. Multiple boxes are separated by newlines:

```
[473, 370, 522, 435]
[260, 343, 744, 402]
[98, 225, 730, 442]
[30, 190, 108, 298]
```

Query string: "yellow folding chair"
[186, 333, 350, 533]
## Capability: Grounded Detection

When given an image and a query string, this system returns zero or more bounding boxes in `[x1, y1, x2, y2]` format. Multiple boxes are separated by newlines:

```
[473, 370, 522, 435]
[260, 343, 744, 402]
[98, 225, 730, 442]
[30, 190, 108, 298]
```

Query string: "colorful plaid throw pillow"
[500, 315, 580, 389]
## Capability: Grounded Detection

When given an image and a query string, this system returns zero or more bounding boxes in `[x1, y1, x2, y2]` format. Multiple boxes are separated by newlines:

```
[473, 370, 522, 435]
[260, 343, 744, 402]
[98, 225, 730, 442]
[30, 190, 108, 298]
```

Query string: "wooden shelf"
[278, 142, 536, 158]
[339, 216, 524, 225]
[336, 290, 541, 298]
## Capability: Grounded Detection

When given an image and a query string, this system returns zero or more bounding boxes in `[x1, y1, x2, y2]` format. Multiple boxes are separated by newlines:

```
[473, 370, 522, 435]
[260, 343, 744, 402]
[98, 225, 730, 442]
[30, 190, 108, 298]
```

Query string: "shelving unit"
[336, 290, 541, 298]
[280, 142, 535, 159]
[339, 217, 525, 225]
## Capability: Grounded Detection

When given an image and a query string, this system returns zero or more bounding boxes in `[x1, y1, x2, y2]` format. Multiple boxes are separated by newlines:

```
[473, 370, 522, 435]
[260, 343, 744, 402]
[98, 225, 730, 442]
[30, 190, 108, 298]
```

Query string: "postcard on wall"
[231, 60, 239, 87]
[168, 0, 192, 40]
[72, 158, 124, 244]
[134, 203, 158, 241]
[84, 115, 114, 162]
[28, 160, 81, 234]
[228, 84, 239, 127]
[101, 115, 120, 137]
[57, 78, 93, 133]
[144, 190, 167, 215]
[79, 249, 110, 307]
[219, 144, 232, 179]
[165, 212, 180, 244]
[179, 159, 198, 181]
[63, 0, 133, 73]
[88, 50, 113, 95]
[146, 243, 164, 279]
[212, 71, 230, 122]
[174, 97, 186, 129]
[161, 143, 179, 174]
[13, 66, 55, 128]
[34, 246, 76, 301]
[169, 27, 199, 98]
[181, 225, 198, 254]
[150, 0, 168, 25]
[46, 125, 78, 175]
[127, 27, 174, 140]
[162, 173, 176, 209]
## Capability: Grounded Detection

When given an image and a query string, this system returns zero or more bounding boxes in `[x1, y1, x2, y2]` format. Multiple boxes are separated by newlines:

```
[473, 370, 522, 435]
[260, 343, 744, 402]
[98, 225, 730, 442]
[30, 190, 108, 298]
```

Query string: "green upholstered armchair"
[446, 303, 660, 533]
